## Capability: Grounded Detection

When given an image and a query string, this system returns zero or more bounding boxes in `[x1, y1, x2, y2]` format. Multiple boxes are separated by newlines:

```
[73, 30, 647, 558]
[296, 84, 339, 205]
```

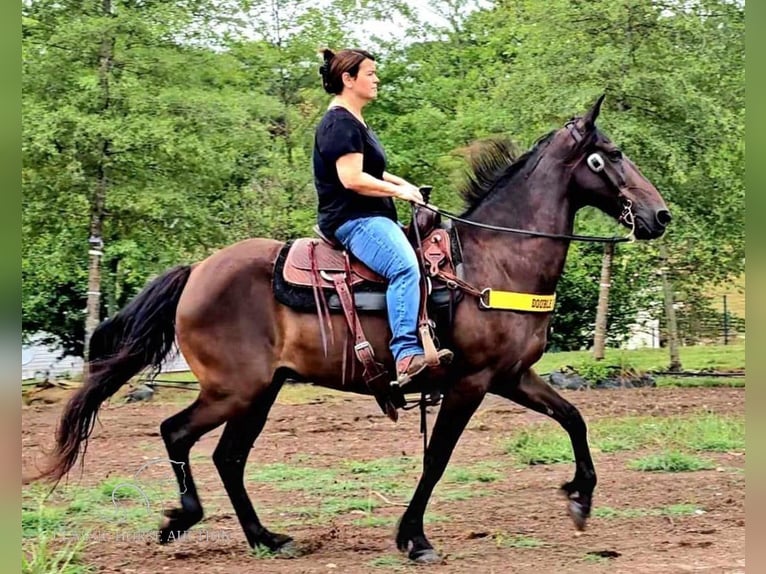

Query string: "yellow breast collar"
[479, 289, 556, 312]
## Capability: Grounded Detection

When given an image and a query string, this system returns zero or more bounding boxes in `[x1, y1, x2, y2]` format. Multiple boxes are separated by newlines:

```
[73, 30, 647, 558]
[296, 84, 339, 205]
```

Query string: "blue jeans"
[334, 216, 423, 362]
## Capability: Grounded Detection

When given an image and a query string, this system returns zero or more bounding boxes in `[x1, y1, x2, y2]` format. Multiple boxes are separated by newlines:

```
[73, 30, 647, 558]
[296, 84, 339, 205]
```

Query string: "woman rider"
[312, 48, 453, 388]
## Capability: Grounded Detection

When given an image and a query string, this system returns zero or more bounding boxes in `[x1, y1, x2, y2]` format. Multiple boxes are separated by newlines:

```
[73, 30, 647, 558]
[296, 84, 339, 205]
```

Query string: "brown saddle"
[277, 209, 453, 422]
[282, 204, 445, 290]
[283, 236, 384, 289]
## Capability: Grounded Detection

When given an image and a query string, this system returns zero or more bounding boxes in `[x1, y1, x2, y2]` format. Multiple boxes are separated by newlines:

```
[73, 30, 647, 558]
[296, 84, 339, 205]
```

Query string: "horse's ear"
[581, 93, 606, 129]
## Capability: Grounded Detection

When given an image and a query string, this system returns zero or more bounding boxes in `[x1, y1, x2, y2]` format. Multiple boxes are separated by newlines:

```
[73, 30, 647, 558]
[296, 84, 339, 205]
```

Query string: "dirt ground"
[22, 385, 745, 574]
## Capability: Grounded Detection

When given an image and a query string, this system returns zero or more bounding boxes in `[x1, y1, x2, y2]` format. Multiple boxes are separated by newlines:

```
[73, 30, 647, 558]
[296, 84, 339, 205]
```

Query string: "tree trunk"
[83, 0, 113, 365]
[592, 242, 614, 360]
[659, 244, 682, 371]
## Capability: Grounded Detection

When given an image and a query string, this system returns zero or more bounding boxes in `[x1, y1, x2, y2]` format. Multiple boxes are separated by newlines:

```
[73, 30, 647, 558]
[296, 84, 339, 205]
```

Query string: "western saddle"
[280, 191, 461, 420]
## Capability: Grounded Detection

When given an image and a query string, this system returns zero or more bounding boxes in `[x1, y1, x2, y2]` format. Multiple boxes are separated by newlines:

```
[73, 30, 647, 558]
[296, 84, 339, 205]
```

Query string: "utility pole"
[659, 244, 682, 372]
[593, 243, 615, 360]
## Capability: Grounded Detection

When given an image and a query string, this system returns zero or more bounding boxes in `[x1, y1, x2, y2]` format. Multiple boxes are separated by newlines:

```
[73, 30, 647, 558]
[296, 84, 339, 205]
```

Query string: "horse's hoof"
[409, 548, 443, 564]
[275, 540, 303, 558]
[568, 499, 588, 531]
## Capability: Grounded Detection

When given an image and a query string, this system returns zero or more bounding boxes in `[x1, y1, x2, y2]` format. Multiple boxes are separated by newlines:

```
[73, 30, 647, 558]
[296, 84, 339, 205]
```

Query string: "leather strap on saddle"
[308, 241, 334, 355]
[330, 254, 401, 421]
[412, 223, 449, 367]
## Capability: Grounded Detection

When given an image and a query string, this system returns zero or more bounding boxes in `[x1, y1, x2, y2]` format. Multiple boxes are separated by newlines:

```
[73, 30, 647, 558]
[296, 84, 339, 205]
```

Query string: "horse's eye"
[608, 150, 623, 161]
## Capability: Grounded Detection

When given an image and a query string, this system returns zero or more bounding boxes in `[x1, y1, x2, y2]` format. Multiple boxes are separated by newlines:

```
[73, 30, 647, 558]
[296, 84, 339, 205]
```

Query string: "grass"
[655, 375, 744, 388]
[535, 343, 744, 374]
[504, 413, 744, 465]
[493, 532, 545, 548]
[22, 528, 92, 574]
[368, 555, 409, 569]
[593, 503, 701, 519]
[353, 515, 398, 528]
[504, 426, 574, 465]
[443, 462, 502, 484]
[628, 451, 715, 472]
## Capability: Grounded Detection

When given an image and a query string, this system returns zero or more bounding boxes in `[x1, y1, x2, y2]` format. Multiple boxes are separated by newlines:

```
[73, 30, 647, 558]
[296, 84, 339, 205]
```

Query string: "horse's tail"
[31, 265, 192, 486]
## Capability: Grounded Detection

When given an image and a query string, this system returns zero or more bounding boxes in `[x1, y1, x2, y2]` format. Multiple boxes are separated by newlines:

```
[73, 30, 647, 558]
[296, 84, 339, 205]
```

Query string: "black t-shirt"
[313, 107, 398, 238]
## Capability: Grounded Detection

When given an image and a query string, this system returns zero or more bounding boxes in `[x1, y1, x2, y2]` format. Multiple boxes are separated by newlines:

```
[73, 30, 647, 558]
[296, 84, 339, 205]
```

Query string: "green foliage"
[21, 499, 92, 574]
[493, 533, 545, 548]
[535, 343, 745, 373]
[504, 413, 744, 465]
[628, 452, 715, 472]
[504, 426, 574, 465]
[593, 504, 701, 519]
[655, 376, 744, 388]
[23, 0, 744, 357]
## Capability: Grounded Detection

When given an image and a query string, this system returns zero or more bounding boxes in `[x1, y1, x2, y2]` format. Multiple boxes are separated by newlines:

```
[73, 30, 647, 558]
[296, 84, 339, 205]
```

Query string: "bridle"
[418, 120, 638, 244]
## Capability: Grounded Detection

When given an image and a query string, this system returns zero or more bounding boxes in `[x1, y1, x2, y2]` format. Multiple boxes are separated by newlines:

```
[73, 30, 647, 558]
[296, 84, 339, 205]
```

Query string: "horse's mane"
[456, 130, 557, 213]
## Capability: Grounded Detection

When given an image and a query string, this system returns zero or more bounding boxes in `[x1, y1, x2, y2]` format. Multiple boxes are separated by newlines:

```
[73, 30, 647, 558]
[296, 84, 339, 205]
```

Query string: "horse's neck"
[459, 156, 574, 294]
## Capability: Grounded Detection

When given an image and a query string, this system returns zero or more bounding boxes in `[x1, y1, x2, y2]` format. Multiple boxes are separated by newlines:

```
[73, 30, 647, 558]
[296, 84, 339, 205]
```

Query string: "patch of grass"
[368, 555, 408, 569]
[591, 414, 744, 454]
[22, 506, 69, 539]
[593, 504, 701, 519]
[345, 457, 418, 478]
[22, 528, 92, 574]
[674, 414, 745, 451]
[249, 545, 277, 559]
[504, 425, 574, 465]
[536, 343, 744, 374]
[436, 487, 487, 502]
[248, 463, 357, 495]
[322, 497, 379, 515]
[493, 532, 545, 548]
[352, 515, 398, 528]
[628, 451, 715, 472]
[444, 463, 502, 484]
[664, 504, 702, 516]
[655, 376, 745, 388]
[505, 415, 741, 468]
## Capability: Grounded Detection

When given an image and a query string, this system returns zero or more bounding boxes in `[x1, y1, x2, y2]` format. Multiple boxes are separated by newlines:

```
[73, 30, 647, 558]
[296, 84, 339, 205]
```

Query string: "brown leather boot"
[393, 349, 454, 388]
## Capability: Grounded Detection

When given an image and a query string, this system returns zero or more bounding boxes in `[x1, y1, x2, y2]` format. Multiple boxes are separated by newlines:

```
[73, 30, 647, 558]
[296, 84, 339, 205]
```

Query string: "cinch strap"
[479, 289, 556, 312]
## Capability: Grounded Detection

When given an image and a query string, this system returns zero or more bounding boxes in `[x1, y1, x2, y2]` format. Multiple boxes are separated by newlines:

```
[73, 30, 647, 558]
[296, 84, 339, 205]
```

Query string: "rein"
[418, 202, 636, 244]
[413, 118, 651, 244]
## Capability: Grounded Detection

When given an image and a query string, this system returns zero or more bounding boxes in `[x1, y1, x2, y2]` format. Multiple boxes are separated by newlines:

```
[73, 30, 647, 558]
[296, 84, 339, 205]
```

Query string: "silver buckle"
[479, 288, 491, 309]
[354, 341, 372, 353]
[320, 270, 345, 282]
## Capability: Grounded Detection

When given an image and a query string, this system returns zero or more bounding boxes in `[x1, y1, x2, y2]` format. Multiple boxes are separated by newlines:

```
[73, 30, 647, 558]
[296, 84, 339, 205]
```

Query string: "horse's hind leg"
[212, 370, 293, 552]
[159, 393, 243, 543]
[491, 368, 597, 530]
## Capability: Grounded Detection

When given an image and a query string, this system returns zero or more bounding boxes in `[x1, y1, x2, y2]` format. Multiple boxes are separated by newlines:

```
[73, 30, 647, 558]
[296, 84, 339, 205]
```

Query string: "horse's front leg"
[490, 368, 597, 530]
[396, 370, 491, 563]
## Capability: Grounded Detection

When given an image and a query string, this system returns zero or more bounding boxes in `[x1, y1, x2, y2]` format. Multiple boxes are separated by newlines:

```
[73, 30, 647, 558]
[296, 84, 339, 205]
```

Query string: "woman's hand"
[394, 183, 424, 205]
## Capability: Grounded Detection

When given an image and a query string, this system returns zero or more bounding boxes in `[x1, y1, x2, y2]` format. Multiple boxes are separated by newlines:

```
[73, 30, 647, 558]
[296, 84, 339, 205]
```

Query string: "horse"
[32, 95, 670, 563]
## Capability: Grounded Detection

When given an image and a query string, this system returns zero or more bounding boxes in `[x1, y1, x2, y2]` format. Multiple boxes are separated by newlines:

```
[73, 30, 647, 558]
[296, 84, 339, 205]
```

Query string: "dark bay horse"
[33, 96, 670, 563]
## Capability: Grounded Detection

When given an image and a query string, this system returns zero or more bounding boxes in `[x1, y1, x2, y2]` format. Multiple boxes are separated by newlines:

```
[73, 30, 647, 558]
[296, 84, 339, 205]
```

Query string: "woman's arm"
[337, 154, 422, 202]
[382, 171, 410, 186]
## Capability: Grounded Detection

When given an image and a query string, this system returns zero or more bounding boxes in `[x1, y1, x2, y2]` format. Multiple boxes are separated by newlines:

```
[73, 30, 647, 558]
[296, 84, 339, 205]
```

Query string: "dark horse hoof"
[273, 538, 303, 558]
[158, 507, 202, 544]
[568, 499, 588, 531]
[409, 548, 443, 564]
[560, 486, 591, 531]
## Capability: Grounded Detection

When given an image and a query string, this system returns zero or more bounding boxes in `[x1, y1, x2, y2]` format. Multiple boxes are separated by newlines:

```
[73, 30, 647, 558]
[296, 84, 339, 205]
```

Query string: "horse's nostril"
[656, 210, 672, 226]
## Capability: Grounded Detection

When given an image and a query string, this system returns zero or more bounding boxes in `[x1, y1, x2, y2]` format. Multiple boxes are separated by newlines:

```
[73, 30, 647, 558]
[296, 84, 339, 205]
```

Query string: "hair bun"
[318, 48, 335, 92]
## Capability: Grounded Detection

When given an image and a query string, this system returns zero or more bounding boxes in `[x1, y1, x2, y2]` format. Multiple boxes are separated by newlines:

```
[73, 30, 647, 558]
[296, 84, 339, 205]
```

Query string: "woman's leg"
[335, 216, 423, 362]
